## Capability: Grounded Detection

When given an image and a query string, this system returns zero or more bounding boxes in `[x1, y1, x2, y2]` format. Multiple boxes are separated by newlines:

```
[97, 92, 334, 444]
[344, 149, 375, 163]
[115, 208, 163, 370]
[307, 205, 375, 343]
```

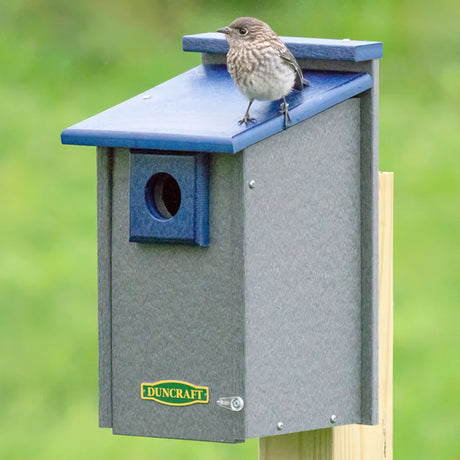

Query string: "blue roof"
[183, 33, 383, 62]
[61, 65, 372, 154]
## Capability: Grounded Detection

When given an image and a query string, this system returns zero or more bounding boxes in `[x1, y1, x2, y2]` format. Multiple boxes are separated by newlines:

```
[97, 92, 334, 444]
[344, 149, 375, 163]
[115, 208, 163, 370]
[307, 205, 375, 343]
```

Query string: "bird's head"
[217, 17, 275, 45]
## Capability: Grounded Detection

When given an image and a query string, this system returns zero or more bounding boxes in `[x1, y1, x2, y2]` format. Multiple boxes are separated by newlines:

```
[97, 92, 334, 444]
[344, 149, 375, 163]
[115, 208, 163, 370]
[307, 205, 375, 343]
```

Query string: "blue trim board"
[129, 152, 210, 246]
[61, 65, 373, 154]
[183, 33, 383, 62]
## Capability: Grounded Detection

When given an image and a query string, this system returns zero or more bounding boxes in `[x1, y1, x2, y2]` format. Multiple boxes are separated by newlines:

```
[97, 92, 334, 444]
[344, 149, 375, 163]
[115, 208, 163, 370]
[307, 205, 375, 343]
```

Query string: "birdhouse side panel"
[97, 146, 114, 429]
[242, 99, 364, 437]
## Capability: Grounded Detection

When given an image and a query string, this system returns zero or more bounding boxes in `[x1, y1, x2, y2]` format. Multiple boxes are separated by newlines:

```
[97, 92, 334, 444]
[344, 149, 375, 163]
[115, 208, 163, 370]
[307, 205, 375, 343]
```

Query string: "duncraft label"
[141, 380, 209, 406]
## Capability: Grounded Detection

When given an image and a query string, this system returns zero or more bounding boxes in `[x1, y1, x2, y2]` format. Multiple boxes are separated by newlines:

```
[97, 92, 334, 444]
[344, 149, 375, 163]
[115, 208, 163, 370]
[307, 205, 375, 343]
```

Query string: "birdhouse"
[61, 32, 383, 443]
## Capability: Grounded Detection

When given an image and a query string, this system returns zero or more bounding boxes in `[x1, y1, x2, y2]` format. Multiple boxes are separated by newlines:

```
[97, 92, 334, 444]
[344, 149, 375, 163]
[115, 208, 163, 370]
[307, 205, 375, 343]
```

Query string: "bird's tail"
[302, 77, 311, 87]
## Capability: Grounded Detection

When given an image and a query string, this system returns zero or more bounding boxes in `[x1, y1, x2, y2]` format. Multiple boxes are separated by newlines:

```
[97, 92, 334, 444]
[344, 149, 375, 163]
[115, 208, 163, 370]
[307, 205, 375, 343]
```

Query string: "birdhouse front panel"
[108, 148, 247, 442]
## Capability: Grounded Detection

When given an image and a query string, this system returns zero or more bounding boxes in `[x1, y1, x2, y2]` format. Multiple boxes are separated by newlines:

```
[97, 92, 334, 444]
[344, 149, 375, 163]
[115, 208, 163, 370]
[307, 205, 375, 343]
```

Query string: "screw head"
[277, 422, 285, 431]
[248, 180, 256, 189]
[330, 415, 337, 424]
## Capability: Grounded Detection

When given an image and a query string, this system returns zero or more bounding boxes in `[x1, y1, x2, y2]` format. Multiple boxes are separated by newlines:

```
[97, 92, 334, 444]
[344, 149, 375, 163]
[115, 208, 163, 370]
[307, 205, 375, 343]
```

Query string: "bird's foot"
[280, 101, 292, 129]
[238, 116, 257, 126]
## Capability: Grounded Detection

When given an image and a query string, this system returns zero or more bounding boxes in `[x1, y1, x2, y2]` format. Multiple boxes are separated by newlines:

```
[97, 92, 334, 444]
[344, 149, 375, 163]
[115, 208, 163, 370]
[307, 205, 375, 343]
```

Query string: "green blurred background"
[1, 0, 459, 458]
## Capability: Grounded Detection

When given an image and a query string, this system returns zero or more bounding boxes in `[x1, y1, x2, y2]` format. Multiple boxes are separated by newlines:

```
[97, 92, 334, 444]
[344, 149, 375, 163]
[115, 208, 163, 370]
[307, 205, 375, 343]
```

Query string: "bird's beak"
[217, 27, 231, 34]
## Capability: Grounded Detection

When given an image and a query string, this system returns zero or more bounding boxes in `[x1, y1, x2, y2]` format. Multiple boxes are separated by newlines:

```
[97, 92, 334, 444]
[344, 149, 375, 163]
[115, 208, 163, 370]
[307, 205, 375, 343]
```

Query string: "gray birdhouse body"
[61, 34, 382, 443]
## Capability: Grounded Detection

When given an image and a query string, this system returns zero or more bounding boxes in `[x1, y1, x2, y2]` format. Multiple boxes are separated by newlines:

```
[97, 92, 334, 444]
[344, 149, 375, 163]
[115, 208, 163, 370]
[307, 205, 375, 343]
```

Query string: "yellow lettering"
[191, 390, 197, 399]
[196, 390, 204, 400]
[170, 388, 176, 398]
[183, 390, 190, 399]
[176, 389, 183, 398]
[161, 388, 170, 398]
[147, 387, 154, 397]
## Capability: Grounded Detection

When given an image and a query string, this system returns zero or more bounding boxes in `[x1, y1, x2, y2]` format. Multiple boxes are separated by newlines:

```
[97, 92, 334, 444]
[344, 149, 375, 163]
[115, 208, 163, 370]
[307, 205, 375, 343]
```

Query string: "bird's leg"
[238, 100, 256, 126]
[280, 97, 292, 129]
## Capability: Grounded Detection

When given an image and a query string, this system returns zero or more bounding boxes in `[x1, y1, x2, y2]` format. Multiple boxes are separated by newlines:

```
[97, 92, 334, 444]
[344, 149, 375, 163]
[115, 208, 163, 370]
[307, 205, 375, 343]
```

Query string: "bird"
[217, 17, 310, 129]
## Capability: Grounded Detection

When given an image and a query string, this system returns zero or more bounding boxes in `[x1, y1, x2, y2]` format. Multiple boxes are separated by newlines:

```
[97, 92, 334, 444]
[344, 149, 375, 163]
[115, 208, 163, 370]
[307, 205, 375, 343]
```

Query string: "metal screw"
[277, 422, 285, 431]
[330, 415, 337, 424]
[248, 180, 256, 189]
[232, 399, 240, 409]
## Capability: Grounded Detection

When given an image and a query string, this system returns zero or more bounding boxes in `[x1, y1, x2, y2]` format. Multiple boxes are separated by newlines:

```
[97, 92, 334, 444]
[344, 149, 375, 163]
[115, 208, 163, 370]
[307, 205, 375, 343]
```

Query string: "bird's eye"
[239, 28, 248, 36]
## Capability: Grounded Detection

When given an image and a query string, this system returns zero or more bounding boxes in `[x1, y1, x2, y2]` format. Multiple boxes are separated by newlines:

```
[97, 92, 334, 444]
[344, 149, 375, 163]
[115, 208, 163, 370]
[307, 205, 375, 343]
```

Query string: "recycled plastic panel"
[109, 147, 246, 443]
[183, 33, 383, 62]
[61, 67, 372, 154]
[243, 98, 364, 437]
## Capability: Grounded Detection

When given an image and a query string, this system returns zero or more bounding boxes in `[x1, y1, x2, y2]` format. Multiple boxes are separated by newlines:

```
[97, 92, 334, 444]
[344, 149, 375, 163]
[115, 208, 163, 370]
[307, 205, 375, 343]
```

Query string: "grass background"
[1, 0, 459, 458]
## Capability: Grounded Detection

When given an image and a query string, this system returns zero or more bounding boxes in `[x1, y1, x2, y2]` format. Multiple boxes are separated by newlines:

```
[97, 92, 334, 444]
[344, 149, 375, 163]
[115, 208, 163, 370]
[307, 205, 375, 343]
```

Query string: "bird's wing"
[279, 47, 310, 90]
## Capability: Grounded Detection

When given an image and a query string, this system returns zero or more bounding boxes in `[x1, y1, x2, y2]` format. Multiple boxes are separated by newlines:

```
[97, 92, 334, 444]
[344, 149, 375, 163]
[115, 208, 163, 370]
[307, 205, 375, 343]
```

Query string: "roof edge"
[61, 128, 235, 153]
[183, 33, 383, 62]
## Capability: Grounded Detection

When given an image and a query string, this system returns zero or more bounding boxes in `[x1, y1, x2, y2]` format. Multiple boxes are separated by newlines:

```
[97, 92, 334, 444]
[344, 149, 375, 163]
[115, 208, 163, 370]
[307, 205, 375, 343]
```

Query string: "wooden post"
[259, 172, 394, 460]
